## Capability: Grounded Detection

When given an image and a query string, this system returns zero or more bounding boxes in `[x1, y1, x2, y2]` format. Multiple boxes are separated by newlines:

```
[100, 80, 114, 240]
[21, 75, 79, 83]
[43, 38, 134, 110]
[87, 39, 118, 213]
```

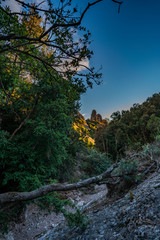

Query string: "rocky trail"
[1, 171, 160, 240]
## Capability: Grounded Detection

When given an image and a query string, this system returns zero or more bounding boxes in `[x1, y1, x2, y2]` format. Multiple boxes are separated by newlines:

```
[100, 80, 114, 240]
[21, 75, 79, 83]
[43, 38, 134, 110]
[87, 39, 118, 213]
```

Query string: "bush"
[63, 209, 89, 230]
[114, 159, 138, 183]
[79, 148, 112, 177]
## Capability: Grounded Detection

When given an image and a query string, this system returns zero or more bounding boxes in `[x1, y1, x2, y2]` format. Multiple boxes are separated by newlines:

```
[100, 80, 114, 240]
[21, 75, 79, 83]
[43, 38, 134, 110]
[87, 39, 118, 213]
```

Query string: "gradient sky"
[79, 0, 160, 119]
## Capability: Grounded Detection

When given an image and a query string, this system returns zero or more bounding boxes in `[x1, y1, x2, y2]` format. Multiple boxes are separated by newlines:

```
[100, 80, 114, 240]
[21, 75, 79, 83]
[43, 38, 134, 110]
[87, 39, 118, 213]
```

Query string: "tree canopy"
[0, 2, 128, 219]
[95, 93, 160, 160]
[0, 0, 123, 206]
[0, 0, 104, 88]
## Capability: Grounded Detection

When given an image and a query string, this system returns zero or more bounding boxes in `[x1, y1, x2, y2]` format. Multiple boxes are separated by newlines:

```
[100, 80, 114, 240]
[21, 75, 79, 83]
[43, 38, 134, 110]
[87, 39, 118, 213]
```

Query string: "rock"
[96, 114, 102, 122]
[77, 201, 84, 207]
[94, 184, 107, 192]
[91, 110, 103, 122]
[91, 110, 97, 121]
[3, 232, 14, 240]
[2, 185, 108, 240]
[40, 172, 160, 240]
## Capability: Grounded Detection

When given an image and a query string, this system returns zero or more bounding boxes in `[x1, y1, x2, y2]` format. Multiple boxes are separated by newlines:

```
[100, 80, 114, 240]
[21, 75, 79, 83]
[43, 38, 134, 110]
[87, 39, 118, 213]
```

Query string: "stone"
[39, 172, 160, 240]
[96, 114, 102, 122]
[91, 110, 97, 121]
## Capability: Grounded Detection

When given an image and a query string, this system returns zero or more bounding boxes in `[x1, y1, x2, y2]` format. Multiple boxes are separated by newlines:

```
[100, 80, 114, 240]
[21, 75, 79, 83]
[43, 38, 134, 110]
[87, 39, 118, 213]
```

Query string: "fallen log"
[0, 164, 118, 206]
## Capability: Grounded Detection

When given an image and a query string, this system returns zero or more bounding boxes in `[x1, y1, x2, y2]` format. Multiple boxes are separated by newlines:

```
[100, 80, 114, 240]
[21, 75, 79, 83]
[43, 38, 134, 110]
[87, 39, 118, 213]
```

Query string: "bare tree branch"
[9, 47, 57, 71]
[39, 0, 103, 39]
[112, 0, 123, 4]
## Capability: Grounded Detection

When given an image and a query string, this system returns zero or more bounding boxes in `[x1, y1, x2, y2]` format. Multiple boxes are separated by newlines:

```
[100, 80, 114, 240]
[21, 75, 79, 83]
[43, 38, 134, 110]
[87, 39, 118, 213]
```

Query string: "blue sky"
[79, 0, 160, 119]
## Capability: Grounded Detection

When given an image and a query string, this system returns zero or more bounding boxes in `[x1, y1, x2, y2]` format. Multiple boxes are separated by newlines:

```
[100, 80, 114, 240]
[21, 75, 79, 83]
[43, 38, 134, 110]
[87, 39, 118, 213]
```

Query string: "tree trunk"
[0, 164, 118, 206]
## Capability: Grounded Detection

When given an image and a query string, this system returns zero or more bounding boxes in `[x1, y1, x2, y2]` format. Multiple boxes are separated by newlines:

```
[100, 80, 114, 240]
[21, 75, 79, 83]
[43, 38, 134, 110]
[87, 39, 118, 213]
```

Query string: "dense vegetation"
[3, 0, 159, 234]
[1, 1, 160, 230]
[95, 93, 160, 160]
[0, 0, 103, 194]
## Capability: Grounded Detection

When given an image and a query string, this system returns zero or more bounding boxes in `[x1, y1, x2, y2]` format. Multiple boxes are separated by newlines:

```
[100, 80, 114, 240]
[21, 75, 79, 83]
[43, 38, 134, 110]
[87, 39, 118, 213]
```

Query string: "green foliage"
[0, 0, 103, 195]
[0, 202, 25, 234]
[0, 75, 77, 192]
[37, 193, 89, 230]
[95, 93, 160, 160]
[86, 119, 108, 139]
[119, 159, 138, 175]
[141, 141, 160, 161]
[37, 192, 72, 213]
[0, 1, 103, 234]
[0, 1, 102, 88]
[63, 208, 89, 230]
[0, 193, 86, 234]
[79, 148, 112, 177]
[115, 159, 138, 182]
[0, 42, 81, 192]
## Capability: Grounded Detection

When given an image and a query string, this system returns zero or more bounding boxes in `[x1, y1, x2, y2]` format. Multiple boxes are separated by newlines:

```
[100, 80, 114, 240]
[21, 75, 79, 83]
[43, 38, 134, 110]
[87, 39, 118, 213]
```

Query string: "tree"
[0, 0, 123, 206]
[0, 0, 123, 85]
[95, 92, 160, 160]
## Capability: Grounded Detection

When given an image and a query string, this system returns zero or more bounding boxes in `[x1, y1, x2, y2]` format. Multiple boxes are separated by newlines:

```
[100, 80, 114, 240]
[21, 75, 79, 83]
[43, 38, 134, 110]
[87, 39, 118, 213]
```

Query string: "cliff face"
[73, 111, 107, 147]
[73, 111, 108, 147]
[73, 112, 95, 146]
[97, 113, 102, 122]
[91, 110, 97, 121]
[91, 110, 103, 122]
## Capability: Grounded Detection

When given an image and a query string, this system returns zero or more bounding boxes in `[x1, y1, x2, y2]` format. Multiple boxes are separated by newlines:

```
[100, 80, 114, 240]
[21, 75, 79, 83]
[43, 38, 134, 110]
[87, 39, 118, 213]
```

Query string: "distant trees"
[95, 93, 160, 160]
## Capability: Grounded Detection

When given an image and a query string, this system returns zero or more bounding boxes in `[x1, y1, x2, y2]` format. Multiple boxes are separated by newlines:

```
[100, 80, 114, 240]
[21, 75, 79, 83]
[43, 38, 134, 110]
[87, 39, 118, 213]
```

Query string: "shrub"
[80, 148, 112, 177]
[115, 159, 138, 183]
